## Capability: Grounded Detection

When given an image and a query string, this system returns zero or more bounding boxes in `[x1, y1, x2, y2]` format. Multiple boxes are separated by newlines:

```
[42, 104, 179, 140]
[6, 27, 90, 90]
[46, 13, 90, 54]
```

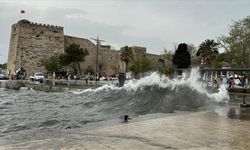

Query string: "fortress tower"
[7, 20, 163, 78]
[7, 19, 64, 76]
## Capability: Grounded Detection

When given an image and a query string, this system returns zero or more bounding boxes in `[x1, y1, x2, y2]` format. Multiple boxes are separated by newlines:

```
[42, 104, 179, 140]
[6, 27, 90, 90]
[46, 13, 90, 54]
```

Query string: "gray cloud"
[0, 0, 250, 64]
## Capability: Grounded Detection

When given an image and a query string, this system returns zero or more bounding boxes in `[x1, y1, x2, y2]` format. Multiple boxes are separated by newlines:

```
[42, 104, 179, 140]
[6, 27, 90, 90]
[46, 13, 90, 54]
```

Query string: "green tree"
[219, 16, 250, 67]
[129, 57, 151, 78]
[187, 43, 197, 58]
[187, 44, 199, 67]
[84, 65, 95, 75]
[196, 39, 219, 68]
[158, 57, 165, 74]
[41, 55, 62, 73]
[172, 43, 191, 69]
[120, 46, 133, 73]
[212, 52, 231, 68]
[60, 43, 89, 76]
[159, 49, 173, 75]
[0, 63, 7, 69]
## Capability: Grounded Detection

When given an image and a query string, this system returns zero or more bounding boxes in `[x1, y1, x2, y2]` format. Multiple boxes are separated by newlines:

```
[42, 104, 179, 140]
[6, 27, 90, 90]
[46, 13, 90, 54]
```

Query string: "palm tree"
[120, 46, 133, 73]
[197, 39, 219, 68]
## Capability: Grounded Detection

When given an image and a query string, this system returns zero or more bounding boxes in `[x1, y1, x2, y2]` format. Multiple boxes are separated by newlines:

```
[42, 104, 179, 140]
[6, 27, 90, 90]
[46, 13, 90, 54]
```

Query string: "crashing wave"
[71, 68, 229, 115]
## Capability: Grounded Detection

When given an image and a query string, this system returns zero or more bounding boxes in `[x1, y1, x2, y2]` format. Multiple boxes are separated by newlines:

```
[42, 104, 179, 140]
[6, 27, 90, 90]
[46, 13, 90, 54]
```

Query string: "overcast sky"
[0, 0, 249, 64]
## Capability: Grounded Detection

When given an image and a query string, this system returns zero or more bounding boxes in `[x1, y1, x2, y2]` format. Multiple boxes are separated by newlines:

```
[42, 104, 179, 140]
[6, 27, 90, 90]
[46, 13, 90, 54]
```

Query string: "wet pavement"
[1, 105, 250, 150]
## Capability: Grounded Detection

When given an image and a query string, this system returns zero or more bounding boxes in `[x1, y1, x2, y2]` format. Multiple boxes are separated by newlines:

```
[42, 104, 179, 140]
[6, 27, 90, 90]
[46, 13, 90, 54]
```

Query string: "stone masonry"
[7, 20, 64, 76]
[7, 20, 166, 77]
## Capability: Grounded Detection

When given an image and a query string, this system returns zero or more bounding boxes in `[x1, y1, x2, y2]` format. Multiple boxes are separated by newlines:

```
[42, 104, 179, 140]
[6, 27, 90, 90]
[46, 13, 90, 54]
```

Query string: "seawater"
[0, 69, 229, 144]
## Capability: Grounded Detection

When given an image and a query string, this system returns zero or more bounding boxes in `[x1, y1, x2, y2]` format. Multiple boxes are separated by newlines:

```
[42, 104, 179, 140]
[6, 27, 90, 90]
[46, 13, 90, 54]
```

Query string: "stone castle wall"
[7, 20, 64, 76]
[100, 47, 122, 76]
[64, 35, 96, 72]
[64, 36, 124, 76]
[7, 20, 165, 78]
[7, 23, 19, 73]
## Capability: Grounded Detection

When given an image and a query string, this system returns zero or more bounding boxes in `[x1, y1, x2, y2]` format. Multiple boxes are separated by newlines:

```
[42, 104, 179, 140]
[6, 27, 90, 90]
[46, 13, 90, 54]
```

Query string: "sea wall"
[25, 83, 64, 92]
[5, 80, 26, 90]
[3, 79, 102, 92]
[25, 81, 101, 92]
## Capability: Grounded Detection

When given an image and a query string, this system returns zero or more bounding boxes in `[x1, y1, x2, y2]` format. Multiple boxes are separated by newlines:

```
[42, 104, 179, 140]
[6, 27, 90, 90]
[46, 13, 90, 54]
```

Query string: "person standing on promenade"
[85, 74, 89, 84]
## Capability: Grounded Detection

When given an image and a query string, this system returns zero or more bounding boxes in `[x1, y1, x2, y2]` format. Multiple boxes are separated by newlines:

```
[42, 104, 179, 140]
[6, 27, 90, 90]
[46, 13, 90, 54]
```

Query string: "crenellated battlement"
[17, 19, 63, 31]
[8, 20, 162, 78]
[8, 20, 65, 76]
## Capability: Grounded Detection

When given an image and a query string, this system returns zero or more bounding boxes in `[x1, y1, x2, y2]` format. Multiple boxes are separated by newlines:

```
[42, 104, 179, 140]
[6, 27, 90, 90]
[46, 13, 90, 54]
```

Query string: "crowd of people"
[214, 73, 248, 88]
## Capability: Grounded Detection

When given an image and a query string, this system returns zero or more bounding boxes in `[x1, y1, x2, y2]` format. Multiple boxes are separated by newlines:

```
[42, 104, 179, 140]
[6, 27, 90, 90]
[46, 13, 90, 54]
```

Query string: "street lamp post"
[91, 37, 104, 82]
[20, 47, 24, 69]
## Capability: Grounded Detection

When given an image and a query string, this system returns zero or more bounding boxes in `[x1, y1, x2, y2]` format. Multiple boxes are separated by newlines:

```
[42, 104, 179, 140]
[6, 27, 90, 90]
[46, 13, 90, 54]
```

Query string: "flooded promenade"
[1, 70, 250, 149]
[1, 106, 250, 150]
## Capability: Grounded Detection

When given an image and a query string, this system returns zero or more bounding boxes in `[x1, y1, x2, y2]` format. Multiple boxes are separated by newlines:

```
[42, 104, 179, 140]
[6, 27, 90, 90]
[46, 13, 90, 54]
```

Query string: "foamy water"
[0, 68, 229, 145]
[72, 68, 229, 103]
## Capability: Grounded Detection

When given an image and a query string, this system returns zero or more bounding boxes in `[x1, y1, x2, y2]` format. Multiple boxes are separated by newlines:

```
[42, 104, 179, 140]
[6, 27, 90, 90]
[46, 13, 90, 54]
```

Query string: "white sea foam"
[209, 84, 229, 103]
[72, 68, 229, 103]
[0, 80, 7, 89]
